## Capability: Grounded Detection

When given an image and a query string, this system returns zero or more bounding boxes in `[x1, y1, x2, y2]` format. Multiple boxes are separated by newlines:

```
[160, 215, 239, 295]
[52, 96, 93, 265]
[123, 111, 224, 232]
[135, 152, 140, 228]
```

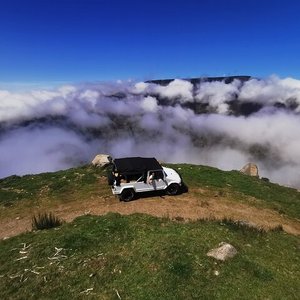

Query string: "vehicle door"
[134, 173, 151, 192]
[147, 170, 167, 190]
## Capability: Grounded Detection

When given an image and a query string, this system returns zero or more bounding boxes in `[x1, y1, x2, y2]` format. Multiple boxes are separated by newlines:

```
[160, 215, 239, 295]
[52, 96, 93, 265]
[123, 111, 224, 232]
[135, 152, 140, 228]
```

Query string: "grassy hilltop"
[0, 164, 300, 299]
[1, 164, 300, 219]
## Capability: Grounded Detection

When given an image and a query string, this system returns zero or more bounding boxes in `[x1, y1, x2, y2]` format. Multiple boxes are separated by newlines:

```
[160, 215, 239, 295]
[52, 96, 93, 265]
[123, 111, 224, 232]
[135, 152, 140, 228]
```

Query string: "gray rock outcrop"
[207, 242, 237, 261]
[240, 163, 259, 177]
[91, 154, 112, 167]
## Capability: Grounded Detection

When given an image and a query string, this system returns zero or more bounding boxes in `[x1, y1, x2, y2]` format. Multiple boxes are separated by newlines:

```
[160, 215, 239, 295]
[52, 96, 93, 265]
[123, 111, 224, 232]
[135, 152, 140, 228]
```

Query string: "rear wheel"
[166, 183, 180, 195]
[120, 189, 135, 202]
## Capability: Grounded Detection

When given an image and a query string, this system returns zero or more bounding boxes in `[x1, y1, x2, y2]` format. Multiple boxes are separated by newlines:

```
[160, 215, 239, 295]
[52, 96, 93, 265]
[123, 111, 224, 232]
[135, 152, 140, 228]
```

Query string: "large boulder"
[207, 242, 237, 261]
[240, 163, 259, 177]
[91, 154, 112, 167]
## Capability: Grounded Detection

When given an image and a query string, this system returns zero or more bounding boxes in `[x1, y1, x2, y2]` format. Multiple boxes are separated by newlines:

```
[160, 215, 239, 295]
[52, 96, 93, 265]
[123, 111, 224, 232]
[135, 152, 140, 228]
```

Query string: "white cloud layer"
[1, 76, 300, 188]
[154, 79, 194, 102]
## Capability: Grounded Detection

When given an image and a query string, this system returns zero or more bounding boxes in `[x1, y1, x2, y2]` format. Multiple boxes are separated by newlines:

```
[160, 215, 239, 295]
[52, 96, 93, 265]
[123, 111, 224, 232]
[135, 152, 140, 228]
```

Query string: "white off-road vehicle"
[107, 157, 183, 201]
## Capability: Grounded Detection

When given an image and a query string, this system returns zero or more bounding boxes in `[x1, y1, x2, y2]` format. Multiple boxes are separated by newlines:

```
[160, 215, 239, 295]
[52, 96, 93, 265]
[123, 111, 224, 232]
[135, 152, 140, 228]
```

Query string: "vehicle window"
[137, 174, 145, 182]
[126, 173, 144, 182]
[153, 170, 164, 180]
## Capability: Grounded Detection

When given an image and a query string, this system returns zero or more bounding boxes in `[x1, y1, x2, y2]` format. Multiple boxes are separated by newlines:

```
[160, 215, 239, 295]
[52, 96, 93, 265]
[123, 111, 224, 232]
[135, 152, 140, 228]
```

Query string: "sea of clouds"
[1, 75, 300, 187]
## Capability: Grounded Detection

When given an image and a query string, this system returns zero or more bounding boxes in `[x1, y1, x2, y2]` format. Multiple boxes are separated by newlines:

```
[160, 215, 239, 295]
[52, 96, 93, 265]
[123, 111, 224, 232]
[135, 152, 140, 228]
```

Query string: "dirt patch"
[1, 190, 300, 239]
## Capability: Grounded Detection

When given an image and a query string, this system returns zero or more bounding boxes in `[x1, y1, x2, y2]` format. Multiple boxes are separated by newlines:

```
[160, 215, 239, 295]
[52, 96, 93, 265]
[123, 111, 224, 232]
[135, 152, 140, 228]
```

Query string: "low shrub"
[32, 212, 64, 230]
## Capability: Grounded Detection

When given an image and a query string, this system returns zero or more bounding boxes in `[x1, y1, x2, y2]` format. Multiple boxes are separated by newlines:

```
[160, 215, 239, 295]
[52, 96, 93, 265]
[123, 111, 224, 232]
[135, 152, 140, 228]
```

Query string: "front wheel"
[120, 189, 135, 202]
[166, 183, 180, 196]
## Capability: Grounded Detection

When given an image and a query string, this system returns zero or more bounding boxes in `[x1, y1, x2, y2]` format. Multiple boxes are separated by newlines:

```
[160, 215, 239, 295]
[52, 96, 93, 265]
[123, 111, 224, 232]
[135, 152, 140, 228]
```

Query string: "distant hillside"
[147, 75, 263, 116]
[147, 75, 252, 86]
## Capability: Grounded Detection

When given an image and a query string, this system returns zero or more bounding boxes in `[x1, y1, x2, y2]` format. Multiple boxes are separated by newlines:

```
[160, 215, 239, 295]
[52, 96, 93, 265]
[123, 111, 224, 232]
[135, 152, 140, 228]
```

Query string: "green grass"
[1, 164, 299, 298]
[0, 213, 299, 299]
[0, 165, 107, 206]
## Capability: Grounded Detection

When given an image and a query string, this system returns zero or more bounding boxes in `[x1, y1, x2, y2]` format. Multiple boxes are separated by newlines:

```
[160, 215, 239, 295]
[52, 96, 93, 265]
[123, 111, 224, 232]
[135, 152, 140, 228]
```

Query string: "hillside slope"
[0, 213, 299, 299]
[0, 164, 300, 238]
[1, 164, 300, 299]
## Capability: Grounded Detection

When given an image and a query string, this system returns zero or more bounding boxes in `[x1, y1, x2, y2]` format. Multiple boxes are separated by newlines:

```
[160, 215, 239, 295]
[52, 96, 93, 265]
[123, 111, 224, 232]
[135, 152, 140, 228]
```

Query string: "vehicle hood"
[162, 167, 181, 183]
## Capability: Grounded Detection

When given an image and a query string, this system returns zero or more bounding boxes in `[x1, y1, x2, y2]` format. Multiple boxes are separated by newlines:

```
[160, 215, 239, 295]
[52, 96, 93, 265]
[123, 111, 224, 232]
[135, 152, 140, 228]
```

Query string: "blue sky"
[1, 0, 300, 86]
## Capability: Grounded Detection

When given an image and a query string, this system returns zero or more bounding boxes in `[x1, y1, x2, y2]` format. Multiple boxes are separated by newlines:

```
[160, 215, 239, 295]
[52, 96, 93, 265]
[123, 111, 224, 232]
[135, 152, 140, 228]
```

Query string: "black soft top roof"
[113, 157, 162, 175]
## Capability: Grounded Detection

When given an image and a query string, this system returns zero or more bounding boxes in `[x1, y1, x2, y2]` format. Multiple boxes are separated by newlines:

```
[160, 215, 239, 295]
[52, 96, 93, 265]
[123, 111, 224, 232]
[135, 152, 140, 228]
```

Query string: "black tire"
[166, 183, 180, 196]
[120, 189, 135, 202]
